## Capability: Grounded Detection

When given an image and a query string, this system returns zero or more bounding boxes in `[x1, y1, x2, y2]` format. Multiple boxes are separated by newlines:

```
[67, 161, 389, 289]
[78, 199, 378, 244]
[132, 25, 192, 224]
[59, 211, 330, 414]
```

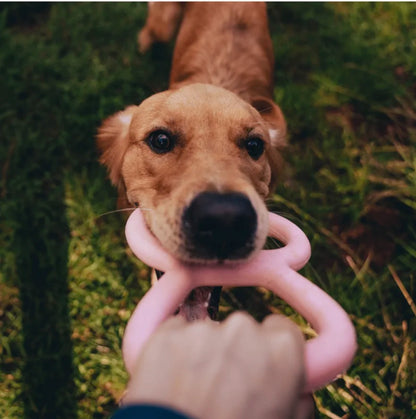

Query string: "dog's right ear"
[251, 97, 287, 150]
[96, 106, 138, 188]
[251, 97, 287, 189]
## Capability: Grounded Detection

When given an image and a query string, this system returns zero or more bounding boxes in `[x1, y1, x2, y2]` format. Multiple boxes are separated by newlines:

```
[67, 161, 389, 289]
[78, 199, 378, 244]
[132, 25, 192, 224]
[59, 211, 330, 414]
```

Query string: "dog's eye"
[245, 137, 264, 160]
[147, 130, 174, 154]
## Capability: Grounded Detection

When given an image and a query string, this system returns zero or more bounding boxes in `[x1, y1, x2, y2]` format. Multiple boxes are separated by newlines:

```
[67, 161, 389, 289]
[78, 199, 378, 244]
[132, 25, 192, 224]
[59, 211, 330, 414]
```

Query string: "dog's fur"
[98, 2, 286, 267]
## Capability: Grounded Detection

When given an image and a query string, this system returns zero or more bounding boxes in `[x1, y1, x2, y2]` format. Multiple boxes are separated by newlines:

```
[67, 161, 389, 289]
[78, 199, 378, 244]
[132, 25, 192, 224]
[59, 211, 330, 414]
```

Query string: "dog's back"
[170, 3, 274, 102]
[140, 2, 275, 103]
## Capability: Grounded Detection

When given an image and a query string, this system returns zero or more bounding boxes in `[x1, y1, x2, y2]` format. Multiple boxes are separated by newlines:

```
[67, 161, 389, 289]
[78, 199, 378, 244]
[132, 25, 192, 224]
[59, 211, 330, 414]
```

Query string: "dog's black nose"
[182, 192, 257, 260]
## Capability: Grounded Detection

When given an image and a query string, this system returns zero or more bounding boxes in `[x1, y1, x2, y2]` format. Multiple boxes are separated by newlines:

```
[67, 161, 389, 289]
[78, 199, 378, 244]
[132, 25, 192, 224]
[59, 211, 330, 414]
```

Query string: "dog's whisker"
[97, 207, 154, 218]
[257, 106, 273, 114]
[96, 208, 135, 218]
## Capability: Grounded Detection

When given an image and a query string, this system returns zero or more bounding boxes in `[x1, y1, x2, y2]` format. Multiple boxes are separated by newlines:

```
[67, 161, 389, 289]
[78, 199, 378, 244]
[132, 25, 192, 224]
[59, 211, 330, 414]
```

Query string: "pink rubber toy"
[123, 209, 357, 394]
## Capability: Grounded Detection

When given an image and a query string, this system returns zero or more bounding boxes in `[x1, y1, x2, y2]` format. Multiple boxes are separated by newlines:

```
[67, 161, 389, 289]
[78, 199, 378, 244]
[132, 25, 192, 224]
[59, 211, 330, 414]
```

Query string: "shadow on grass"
[10, 141, 76, 418]
[3, 5, 77, 416]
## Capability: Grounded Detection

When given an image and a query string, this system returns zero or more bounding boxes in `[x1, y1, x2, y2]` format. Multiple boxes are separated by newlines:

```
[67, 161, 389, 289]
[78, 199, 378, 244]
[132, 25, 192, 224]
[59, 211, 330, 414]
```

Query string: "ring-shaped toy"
[123, 209, 357, 394]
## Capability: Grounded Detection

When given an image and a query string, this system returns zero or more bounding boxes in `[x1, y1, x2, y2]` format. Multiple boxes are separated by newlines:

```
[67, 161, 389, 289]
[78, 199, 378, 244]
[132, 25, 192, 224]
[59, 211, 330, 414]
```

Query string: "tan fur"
[97, 2, 286, 263]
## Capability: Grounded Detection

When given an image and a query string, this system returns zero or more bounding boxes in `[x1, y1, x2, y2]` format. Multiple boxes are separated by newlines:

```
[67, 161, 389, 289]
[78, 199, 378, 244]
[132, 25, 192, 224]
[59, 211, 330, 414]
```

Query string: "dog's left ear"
[97, 106, 138, 187]
[251, 97, 287, 188]
[97, 106, 138, 209]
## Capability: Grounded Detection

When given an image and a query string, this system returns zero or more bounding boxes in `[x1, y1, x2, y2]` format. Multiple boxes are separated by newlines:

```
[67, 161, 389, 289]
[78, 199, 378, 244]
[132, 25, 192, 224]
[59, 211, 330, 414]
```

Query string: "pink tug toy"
[123, 209, 357, 394]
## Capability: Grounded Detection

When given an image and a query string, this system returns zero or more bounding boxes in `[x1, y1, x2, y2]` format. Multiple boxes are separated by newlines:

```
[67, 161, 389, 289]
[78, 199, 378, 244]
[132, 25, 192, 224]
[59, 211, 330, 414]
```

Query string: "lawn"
[0, 3, 415, 418]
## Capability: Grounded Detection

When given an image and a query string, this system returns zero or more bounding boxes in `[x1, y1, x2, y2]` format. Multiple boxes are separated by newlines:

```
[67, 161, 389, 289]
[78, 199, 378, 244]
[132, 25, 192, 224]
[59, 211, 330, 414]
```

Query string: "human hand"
[123, 312, 309, 419]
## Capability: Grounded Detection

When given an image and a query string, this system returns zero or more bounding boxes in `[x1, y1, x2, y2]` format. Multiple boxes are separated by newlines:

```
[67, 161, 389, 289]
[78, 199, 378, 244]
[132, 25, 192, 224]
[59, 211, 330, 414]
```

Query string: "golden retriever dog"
[97, 2, 286, 319]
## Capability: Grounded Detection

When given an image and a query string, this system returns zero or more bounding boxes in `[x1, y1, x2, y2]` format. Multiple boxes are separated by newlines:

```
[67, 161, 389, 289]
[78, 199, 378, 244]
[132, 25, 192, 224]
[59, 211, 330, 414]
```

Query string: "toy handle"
[123, 209, 357, 393]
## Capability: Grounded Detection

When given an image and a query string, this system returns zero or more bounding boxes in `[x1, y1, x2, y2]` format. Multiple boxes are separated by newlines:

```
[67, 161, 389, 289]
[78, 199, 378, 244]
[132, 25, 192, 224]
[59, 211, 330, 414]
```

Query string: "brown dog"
[97, 2, 286, 317]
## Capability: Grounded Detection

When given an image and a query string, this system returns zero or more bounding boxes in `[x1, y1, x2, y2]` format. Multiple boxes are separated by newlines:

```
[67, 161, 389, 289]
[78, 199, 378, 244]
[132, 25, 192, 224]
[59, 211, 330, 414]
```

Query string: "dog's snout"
[183, 192, 257, 260]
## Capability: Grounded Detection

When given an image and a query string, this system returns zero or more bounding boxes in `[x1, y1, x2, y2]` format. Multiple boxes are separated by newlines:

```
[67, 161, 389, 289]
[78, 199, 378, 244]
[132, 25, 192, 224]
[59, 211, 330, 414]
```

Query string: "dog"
[97, 2, 286, 319]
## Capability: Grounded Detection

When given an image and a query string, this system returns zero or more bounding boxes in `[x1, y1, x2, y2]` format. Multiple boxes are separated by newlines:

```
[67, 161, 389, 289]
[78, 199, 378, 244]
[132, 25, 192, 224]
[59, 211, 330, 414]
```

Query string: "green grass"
[1, 3, 415, 418]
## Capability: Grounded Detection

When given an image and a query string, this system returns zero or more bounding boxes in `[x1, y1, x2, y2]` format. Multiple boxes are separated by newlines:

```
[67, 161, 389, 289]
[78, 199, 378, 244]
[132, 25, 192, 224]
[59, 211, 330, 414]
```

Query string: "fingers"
[261, 314, 305, 375]
[261, 314, 306, 418]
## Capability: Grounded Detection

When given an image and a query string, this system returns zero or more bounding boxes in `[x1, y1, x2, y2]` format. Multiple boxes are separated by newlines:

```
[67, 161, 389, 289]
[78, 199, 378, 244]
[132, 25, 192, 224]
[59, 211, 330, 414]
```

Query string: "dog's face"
[98, 83, 285, 263]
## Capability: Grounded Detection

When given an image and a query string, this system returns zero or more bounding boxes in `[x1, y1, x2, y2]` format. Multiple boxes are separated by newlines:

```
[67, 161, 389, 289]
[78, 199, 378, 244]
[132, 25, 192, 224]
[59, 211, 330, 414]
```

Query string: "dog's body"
[98, 2, 286, 319]
[141, 3, 275, 103]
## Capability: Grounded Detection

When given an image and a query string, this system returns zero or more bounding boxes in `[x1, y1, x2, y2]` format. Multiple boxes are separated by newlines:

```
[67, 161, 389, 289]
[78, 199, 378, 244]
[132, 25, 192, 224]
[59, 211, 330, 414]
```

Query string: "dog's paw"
[138, 27, 154, 54]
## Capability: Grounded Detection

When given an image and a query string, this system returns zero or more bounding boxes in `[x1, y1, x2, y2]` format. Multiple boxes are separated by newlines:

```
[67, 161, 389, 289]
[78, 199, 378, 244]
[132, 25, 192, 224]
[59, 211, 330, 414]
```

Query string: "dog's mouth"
[182, 191, 258, 262]
[179, 191, 258, 321]
[150, 191, 262, 321]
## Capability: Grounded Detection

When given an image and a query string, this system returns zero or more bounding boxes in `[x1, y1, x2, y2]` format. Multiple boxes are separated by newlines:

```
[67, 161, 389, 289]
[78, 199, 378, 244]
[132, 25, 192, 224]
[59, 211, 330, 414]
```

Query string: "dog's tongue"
[157, 270, 223, 321]
[178, 286, 212, 321]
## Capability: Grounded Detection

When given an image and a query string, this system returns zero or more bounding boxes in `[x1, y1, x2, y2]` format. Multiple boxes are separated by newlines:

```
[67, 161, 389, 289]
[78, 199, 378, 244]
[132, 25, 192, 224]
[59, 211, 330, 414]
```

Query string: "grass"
[0, 3, 415, 418]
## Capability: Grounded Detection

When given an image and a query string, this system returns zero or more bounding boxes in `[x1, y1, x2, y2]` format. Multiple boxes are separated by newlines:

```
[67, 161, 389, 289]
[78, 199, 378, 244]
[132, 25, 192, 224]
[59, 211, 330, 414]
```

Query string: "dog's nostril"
[183, 192, 257, 260]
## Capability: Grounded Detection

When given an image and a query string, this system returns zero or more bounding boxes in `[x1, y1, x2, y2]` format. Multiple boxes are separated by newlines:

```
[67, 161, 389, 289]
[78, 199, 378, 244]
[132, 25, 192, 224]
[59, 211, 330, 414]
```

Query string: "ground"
[0, 3, 415, 418]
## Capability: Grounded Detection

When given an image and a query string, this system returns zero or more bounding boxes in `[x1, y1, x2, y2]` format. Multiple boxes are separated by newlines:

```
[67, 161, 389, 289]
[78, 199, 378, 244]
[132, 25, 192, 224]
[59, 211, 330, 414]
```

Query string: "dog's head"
[98, 83, 286, 263]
